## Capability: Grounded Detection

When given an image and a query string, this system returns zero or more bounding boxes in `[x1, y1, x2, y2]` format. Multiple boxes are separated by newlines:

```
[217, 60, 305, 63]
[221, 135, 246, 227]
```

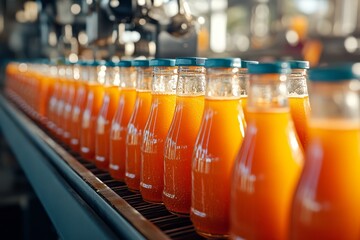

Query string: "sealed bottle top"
[287, 60, 309, 95]
[116, 60, 136, 88]
[103, 61, 120, 86]
[241, 60, 259, 69]
[175, 57, 206, 67]
[176, 57, 207, 96]
[309, 64, 360, 82]
[86, 60, 106, 84]
[134, 59, 152, 91]
[205, 58, 242, 98]
[308, 64, 360, 120]
[247, 62, 291, 110]
[150, 58, 176, 67]
[150, 59, 177, 94]
[248, 62, 290, 74]
[205, 58, 241, 68]
[288, 60, 310, 70]
[239, 60, 259, 96]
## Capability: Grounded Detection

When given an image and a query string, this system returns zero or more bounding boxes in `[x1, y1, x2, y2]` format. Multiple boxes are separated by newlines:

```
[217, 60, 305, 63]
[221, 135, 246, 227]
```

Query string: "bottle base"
[142, 198, 164, 205]
[195, 230, 229, 239]
[168, 210, 189, 217]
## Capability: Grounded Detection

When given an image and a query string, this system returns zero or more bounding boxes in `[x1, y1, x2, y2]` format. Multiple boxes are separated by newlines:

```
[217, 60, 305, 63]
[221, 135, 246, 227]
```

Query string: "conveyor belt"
[0, 93, 205, 240]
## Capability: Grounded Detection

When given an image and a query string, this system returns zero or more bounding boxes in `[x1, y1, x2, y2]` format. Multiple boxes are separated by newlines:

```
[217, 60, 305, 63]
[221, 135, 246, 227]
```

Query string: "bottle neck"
[104, 66, 120, 86]
[239, 68, 248, 96]
[309, 80, 360, 122]
[288, 69, 308, 96]
[152, 66, 178, 94]
[247, 73, 289, 111]
[120, 66, 136, 88]
[136, 67, 152, 91]
[205, 67, 241, 99]
[177, 66, 206, 96]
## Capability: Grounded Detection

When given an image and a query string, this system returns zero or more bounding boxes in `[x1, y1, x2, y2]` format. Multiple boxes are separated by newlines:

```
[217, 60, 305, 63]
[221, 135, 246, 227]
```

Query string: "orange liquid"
[37, 74, 55, 123]
[95, 86, 121, 170]
[241, 96, 248, 122]
[109, 88, 137, 180]
[55, 80, 68, 139]
[47, 80, 61, 133]
[70, 82, 87, 153]
[140, 93, 176, 203]
[290, 120, 360, 240]
[125, 91, 152, 191]
[163, 95, 205, 215]
[289, 95, 310, 149]
[63, 80, 77, 145]
[191, 98, 245, 237]
[80, 83, 105, 162]
[230, 109, 303, 240]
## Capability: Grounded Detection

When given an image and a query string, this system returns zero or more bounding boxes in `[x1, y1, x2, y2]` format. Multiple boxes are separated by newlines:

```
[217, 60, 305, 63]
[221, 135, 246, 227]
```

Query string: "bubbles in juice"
[80, 83, 104, 162]
[95, 86, 120, 170]
[125, 90, 152, 191]
[230, 109, 303, 240]
[290, 120, 360, 240]
[163, 95, 204, 215]
[140, 93, 176, 203]
[288, 95, 310, 149]
[109, 88, 137, 180]
[191, 97, 245, 237]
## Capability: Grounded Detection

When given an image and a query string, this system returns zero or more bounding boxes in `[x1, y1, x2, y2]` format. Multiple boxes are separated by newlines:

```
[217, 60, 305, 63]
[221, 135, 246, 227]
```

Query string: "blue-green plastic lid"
[309, 63, 360, 82]
[241, 60, 259, 68]
[116, 60, 133, 67]
[175, 57, 206, 66]
[133, 59, 151, 67]
[105, 61, 117, 67]
[205, 58, 241, 68]
[150, 59, 176, 67]
[248, 62, 290, 74]
[288, 60, 310, 69]
[88, 60, 106, 67]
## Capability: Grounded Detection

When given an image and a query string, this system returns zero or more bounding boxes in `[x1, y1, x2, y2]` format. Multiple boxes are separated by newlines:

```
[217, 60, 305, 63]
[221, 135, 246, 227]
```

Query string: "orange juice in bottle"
[54, 63, 68, 138]
[163, 57, 206, 215]
[62, 61, 79, 145]
[80, 61, 106, 162]
[125, 60, 152, 191]
[140, 59, 177, 203]
[109, 60, 137, 179]
[70, 61, 89, 153]
[290, 65, 360, 240]
[288, 60, 310, 149]
[230, 62, 304, 240]
[94, 62, 121, 170]
[239, 60, 258, 122]
[47, 63, 61, 133]
[191, 58, 246, 237]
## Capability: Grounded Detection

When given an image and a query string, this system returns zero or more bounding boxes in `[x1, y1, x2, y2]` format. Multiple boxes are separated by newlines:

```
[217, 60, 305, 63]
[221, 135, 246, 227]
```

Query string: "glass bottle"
[125, 60, 152, 191]
[70, 61, 89, 153]
[53, 63, 67, 137]
[80, 60, 106, 162]
[230, 62, 304, 240]
[290, 64, 360, 240]
[163, 57, 206, 215]
[95, 62, 121, 170]
[140, 59, 177, 203]
[191, 58, 246, 238]
[239, 60, 258, 121]
[63, 61, 79, 145]
[288, 60, 310, 149]
[109, 60, 137, 180]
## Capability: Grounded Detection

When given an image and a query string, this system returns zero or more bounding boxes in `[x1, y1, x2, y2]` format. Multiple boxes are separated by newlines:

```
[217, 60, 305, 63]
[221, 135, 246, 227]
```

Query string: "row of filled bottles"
[4, 58, 360, 239]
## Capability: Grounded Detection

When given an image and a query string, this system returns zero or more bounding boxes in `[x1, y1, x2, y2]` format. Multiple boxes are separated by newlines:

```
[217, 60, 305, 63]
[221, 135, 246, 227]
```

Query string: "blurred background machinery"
[0, 0, 359, 65]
